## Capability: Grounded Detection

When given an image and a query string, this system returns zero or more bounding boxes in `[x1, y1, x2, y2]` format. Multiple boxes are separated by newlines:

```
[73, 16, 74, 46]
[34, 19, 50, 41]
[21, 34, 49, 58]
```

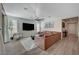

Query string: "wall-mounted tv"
[23, 23, 34, 31]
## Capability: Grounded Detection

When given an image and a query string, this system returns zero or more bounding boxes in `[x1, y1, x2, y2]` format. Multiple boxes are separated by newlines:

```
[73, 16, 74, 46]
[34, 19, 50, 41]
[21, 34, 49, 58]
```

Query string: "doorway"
[62, 17, 78, 38]
[68, 23, 76, 35]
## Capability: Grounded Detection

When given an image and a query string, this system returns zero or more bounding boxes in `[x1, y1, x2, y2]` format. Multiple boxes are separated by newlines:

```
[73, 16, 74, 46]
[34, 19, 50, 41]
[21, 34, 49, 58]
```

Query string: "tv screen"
[23, 23, 34, 31]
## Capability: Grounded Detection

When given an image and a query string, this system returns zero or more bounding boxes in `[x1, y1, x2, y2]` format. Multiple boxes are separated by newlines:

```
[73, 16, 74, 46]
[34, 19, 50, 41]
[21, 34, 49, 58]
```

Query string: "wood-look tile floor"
[5, 41, 26, 55]
[23, 34, 79, 55]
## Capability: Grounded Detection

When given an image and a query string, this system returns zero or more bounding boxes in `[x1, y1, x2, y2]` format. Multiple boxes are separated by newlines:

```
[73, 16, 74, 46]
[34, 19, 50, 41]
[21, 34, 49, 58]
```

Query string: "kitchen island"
[35, 31, 61, 50]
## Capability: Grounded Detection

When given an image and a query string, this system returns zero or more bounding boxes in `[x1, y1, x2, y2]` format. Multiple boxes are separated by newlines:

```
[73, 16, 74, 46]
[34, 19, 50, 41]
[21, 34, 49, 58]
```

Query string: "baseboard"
[4, 41, 10, 44]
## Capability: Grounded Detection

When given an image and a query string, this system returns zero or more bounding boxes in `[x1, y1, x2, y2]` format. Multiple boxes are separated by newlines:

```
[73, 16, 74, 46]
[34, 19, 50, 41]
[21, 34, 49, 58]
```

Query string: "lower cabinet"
[35, 32, 61, 50]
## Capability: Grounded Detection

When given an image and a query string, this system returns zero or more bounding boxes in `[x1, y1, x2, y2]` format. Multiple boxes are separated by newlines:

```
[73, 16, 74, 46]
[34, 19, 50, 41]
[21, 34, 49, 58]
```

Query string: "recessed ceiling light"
[24, 8, 28, 10]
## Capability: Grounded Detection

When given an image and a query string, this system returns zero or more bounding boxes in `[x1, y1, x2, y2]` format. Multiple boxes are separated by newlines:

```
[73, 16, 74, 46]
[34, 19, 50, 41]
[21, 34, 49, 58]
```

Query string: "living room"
[0, 3, 79, 55]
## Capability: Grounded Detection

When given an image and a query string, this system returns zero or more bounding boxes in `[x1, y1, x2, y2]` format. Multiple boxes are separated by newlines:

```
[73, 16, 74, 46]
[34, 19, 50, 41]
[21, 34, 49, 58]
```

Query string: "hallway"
[23, 34, 79, 55]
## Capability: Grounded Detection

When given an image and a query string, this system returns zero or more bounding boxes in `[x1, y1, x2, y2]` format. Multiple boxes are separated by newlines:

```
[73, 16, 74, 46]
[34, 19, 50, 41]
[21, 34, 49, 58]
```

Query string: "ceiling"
[2, 3, 79, 19]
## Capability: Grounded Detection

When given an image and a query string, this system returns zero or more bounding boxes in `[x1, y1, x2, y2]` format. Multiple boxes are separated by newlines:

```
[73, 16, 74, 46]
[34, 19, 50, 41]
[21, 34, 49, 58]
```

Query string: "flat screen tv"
[23, 23, 34, 31]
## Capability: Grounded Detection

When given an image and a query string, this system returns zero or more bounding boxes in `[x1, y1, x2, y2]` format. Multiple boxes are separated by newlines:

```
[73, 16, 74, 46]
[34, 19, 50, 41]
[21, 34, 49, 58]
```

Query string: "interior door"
[68, 23, 76, 35]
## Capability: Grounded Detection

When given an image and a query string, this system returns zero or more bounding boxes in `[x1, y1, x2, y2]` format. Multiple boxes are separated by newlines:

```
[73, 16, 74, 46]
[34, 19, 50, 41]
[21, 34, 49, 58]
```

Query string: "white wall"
[68, 23, 77, 35]
[7, 16, 36, 37]
[4, 16, 37, 41]
[0, 3, 2, 54]
[63, 19, 78, 36]
[4, 16, 19, 42]
[0, 4, 5, 55]
[17, 18, 37, 37]
[0, 4, 2, 27]
[41, 17, 62, 32]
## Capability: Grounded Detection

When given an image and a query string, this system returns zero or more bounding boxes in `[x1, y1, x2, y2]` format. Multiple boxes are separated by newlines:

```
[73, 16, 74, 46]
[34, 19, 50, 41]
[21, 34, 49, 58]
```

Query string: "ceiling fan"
[29, 5, 44, 21]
